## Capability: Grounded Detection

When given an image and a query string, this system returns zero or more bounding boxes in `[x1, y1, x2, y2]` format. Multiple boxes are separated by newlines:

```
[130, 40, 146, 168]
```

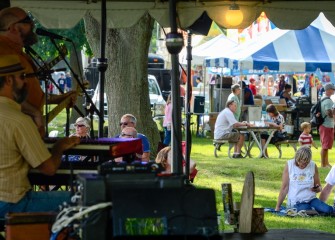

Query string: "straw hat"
[0, 55, 25, 77]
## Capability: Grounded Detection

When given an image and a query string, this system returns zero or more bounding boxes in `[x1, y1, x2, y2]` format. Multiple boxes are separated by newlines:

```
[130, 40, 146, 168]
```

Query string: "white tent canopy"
[11, 1, 335, 30]
[205, 13, 335, 73]
[180, 34, 238, 65]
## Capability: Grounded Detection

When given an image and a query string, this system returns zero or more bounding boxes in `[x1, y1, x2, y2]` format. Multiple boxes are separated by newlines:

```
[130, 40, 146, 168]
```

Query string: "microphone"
[36, 28, 71, 42]
[24, 68, 67, 79]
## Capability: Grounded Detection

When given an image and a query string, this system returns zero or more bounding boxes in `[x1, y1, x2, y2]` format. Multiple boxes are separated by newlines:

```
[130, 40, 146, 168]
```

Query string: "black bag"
[310, 97, 330, 128]
[271, 131, 288, 144]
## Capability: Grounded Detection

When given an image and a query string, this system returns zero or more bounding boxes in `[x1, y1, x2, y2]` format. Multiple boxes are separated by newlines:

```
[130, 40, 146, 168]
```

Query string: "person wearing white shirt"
[214, 99, 250, 158]
[320, 165, 335, 206]
[276, 146, 333, 214]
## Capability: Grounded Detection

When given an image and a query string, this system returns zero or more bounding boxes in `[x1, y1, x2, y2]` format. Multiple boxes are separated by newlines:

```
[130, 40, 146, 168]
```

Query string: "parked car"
[92, 75, 166, 131]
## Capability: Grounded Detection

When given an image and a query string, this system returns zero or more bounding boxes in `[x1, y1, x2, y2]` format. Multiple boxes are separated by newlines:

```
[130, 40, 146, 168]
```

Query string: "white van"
[92, 75, 166, 121]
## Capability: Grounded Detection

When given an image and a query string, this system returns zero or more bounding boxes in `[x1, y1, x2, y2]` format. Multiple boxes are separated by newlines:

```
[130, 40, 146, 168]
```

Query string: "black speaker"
[194, 96, 205, 114]
[111, 187, 218, 236]
[77, 174, 109, 240]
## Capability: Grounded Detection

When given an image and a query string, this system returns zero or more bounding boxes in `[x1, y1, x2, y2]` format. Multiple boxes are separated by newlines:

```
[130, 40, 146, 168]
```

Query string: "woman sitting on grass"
[275, 146, 334, 214]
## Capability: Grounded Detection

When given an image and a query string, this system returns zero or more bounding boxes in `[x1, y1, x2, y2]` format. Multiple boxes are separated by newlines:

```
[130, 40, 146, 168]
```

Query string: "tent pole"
[184, 30, 193, 180]
[168, 0, 183, 175]
[97, 0, 107, 138]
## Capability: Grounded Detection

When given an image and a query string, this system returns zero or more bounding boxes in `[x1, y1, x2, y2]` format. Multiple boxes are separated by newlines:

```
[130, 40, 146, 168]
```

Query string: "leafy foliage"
[29, 12, 92, 60]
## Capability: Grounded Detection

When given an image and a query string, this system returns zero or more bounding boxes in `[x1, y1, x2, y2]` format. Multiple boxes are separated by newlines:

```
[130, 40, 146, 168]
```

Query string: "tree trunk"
[84, 13, 161, 156]
[70, 47, 85, 124]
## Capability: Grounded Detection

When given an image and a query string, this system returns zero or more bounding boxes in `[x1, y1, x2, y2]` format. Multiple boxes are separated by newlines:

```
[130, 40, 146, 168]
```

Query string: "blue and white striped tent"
[205, 14, 335, 74]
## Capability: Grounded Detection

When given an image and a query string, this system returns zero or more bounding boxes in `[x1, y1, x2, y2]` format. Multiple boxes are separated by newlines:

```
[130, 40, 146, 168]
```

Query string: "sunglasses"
[121, 133, 133, 137]
[0, 16, 34, 31]
[14, 15, 33, 25]
[119, 122, 133, 126]
[76, 124, 85, 128]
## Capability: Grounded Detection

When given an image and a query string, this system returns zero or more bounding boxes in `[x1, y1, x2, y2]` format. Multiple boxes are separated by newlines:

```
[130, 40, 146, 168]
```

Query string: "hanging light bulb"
[225, 2, 244, 27]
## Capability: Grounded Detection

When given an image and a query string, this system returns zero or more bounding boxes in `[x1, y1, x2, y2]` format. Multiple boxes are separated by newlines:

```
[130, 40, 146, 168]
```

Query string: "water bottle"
[261, 114, 265, 127]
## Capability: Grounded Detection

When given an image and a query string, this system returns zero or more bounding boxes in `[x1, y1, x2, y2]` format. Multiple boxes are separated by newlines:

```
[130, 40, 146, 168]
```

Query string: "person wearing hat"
[227, 84, 241, 121]
[0, 55, 80, 218]
[71, 117, 91, 139]
[0, 7, 77, 136]
[249, 78, 257, 95]
[320, 82, 335, 168]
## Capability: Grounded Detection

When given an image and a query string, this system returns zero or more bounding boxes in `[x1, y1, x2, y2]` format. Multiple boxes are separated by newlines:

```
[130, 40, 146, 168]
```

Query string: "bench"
[213, 139, 236, 158]
[274, 139, 298, 158]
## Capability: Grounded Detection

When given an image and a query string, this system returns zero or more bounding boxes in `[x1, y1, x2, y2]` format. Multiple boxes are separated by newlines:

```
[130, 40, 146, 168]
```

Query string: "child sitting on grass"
[298, 122, 318, 149]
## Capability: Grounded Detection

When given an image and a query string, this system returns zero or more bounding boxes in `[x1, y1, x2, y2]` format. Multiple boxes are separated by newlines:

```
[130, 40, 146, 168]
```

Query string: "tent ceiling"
[10, 1, 335, 30]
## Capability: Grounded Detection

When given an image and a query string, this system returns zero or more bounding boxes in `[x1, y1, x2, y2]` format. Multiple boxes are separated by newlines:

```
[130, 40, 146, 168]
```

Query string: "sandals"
[285, 208, 310, 217]
[297, 210, 309, 217]
[286, 208, 297, 216]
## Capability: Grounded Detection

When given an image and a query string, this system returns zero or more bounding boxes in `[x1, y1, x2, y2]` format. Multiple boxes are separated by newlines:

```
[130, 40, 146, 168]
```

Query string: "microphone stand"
[50, 38, 101, 137]
[25, 47, 54, 137]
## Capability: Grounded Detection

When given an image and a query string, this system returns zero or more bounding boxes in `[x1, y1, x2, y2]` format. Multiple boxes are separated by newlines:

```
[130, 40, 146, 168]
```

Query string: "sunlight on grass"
[48, 110, 335, 233]
[190, 135, 335, 234]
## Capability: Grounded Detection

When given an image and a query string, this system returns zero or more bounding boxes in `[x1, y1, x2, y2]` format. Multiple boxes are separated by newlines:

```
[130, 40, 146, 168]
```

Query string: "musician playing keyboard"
[0, 7, 77, 137]
[0, 55, 80, 218]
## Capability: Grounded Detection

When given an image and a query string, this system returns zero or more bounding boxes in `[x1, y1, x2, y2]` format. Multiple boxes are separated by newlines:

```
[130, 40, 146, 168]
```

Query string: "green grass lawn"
[48, 110, 335, 233]
[190, 135, 335, 233]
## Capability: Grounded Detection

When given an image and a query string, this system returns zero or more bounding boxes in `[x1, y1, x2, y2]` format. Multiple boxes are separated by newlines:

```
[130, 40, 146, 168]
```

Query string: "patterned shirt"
[0, 97, 51, 203]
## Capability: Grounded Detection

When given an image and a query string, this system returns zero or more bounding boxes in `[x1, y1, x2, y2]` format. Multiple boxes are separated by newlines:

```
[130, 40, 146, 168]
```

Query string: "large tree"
[84, 12, 161, 155]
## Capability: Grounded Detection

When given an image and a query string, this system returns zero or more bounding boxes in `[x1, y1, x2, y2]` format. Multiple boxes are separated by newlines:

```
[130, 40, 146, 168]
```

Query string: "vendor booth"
[205, 13, 335, 136]
[206, 13, 335, 74]
[180, 34, 238, 65]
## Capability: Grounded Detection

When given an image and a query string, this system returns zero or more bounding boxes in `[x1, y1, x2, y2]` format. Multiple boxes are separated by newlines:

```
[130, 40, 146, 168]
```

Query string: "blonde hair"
[155, 146, 171, 170]
[300, 122, 311, 130]
[295, 146, 312, 165]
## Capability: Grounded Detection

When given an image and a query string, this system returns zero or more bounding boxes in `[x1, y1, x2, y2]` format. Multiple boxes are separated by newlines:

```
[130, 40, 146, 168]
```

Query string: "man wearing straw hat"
[0, 55, 80, 218]
[0, 7, 77, 136]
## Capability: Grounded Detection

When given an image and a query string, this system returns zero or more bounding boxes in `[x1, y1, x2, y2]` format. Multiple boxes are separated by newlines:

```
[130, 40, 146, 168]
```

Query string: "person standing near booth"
[240, 81, 254, 121]
[227, 84, 241, 121]
[319, 83, 335, 168]
[163, 94, 172, 146]
[249, 78, 257, 95]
